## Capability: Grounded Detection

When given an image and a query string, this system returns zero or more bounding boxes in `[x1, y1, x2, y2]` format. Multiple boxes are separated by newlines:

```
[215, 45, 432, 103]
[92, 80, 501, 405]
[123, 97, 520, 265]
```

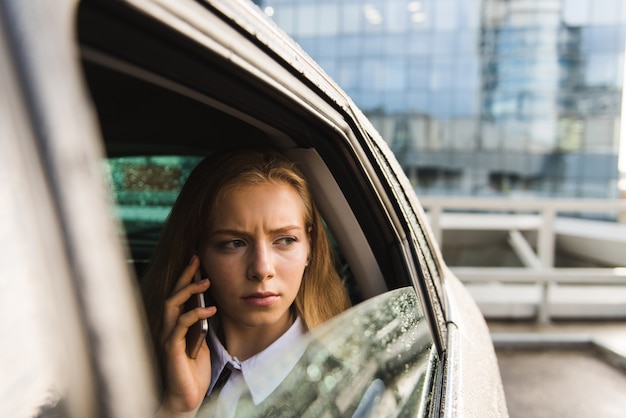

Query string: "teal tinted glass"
[105, 155, 203, 271]
[106, 156, 203, 233]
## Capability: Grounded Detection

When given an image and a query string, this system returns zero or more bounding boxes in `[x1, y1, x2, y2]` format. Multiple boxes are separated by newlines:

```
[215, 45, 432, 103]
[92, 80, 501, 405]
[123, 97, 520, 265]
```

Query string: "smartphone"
[185, 269, 209, 359]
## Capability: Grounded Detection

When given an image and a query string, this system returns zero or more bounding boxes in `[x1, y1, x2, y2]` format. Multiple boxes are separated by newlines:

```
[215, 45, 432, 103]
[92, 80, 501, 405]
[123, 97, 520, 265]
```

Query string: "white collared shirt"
[207, 317, 307, 417]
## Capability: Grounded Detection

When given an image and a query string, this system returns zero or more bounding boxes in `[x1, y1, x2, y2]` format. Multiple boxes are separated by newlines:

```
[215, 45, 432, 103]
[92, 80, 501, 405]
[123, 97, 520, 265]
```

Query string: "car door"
[0, 0, 157, 417]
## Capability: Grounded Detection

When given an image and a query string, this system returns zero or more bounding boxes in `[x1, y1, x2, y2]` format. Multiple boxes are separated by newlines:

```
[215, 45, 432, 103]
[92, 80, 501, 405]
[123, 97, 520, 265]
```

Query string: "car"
[0, 0, 508, 416]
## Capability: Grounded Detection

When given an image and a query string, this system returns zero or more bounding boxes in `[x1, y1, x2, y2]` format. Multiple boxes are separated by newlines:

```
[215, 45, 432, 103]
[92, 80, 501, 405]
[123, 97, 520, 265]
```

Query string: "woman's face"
[200, 182, 310, 338]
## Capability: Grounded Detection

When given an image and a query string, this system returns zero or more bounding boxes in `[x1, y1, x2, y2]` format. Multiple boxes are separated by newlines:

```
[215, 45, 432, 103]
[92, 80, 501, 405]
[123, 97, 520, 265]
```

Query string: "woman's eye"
[223, 239, 246, 249]
[275, 237, 297, 246]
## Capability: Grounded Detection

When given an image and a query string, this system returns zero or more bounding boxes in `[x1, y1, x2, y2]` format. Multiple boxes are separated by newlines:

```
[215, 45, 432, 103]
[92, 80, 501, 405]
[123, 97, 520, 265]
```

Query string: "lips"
[242, 291, 280, 307]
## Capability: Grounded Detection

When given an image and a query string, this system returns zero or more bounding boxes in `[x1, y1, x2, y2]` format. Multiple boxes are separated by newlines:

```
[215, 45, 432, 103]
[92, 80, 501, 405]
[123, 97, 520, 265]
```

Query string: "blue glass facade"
[259, 0, 625, 199]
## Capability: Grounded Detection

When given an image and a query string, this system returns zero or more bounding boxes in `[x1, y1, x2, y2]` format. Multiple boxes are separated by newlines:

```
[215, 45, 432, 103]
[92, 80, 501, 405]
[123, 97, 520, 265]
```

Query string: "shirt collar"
[208, 317, 307, 404]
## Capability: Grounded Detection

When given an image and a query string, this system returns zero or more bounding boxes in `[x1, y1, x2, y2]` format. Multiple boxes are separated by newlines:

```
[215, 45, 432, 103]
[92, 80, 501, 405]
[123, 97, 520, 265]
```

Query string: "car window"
[106, 153, 438, 415]
[104, 150, 439, 415]
[198, 287, 437, 417]
[79, 5, 440, 413]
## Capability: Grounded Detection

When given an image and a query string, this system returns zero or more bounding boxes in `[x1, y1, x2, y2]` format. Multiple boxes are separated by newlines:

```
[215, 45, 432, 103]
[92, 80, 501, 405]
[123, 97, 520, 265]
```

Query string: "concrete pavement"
[488, 320, 626, 371]
[489, 320, 626, 418]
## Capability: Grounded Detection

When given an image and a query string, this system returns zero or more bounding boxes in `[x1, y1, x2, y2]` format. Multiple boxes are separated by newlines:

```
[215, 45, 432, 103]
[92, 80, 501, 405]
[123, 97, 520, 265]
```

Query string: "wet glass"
[198, 287, 438, 417]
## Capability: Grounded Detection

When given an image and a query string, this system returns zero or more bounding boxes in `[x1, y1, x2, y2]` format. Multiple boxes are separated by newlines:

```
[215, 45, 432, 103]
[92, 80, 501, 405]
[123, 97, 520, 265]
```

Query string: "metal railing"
[420, 197, 626, 323]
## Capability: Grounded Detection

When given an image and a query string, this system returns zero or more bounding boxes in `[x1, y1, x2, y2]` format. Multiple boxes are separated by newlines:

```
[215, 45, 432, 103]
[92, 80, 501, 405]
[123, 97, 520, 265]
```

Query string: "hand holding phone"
[185, 269, 209, 359]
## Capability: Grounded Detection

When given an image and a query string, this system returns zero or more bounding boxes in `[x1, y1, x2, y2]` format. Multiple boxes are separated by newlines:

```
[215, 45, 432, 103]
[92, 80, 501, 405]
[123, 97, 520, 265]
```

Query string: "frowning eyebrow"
[209, 226, 304, 236]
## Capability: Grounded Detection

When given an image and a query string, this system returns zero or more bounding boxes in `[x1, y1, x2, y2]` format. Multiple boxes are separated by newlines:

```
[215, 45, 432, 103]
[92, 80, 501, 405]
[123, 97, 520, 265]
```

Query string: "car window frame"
[78, 0, 415, 301]
[78, 0, 449, 413]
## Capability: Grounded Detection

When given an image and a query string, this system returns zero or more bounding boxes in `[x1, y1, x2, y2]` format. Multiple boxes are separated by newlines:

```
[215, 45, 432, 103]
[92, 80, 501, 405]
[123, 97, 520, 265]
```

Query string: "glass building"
[257, 0, 626, 200]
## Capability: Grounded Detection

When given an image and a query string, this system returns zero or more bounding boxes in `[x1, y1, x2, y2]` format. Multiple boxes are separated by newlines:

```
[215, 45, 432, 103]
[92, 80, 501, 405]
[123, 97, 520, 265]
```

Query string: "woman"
[141, 149, 351, 417]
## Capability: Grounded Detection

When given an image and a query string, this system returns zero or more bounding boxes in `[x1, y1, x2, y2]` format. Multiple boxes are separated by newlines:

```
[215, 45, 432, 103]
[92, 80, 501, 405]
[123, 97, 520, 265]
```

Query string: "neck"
[218, 311, 295, 361]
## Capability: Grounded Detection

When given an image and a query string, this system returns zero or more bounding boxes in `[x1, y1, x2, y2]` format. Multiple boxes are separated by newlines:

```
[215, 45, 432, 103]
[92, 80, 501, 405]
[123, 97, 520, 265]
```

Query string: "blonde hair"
[141, 149, 350, 371]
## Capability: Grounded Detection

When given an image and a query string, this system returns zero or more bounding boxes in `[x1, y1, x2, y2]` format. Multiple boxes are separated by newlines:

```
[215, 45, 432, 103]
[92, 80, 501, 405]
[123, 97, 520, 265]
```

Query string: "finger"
[162, 279, 211, 336]
[179, 306, 217, 333]
[165, 278, 211, 311]
[165, 306, 217, 351]
[172, 255, 201, 294]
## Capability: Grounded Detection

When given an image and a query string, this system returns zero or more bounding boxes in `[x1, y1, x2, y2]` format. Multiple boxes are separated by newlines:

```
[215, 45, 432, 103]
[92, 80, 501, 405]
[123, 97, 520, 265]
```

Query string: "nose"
[247, 241, 275, 281]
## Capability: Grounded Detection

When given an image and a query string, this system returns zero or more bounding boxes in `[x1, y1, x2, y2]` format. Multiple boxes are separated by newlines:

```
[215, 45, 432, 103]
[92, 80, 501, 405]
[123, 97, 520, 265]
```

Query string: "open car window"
[94, 66, 440, 415]
[105, 152, 439, 417]
[198, 287, 437, 417]
[79, 1, 442, 413]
